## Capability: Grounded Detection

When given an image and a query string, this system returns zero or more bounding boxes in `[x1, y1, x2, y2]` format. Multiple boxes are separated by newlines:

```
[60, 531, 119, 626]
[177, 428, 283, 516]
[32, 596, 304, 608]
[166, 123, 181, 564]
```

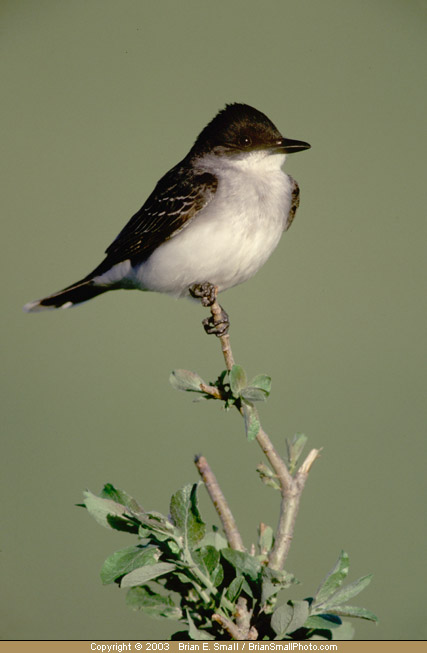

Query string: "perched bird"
[24, 103, 310, 317]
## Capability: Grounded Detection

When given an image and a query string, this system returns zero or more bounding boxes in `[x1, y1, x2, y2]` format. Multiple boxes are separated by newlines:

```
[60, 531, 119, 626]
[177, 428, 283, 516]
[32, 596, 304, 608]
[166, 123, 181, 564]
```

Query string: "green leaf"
[139, 510, 176, 539]
[271, 604, 293, 638]
[100, 483, 144, 514]
[314, 551, 349, 604]
[170, 484, 206, 549]
[101, 546, 159, 584]
[242, 578, 254, 598]
[120, 562, 176, 588]
[174, 571, 193, 585]
[304, 614, 342, 630]
[83, 490, 139, 533]
[186, 611, 215, 640]
[261, 580, 277, 607]
[199, 530, 228, 551]
[242, 401, 260, 441]
[194, 545, 219, 573]
[328, 605, 378, 622]
[321, 574, 373, 608]
[221, 549, 261, 581]
[126, 586, 182, 620]
[167, 540, 181, 555]
[286, 599, 310, 634]
[193, 546, 223, 585]
[256, 463, 280, 490]
[169, 369, 206, 393]
[226, 575, 244, 602]
[258, 524, 274, 555]
[211, 562, 224, 587]
[240, 387, 269, 402]
[229, 365, 247, 396]
[271, 600, 310, 639]
[249, 374, 272, 395]
[138, 513, 178, 548]
[261, 567, 298, 606]
[286, 433, 308, 473]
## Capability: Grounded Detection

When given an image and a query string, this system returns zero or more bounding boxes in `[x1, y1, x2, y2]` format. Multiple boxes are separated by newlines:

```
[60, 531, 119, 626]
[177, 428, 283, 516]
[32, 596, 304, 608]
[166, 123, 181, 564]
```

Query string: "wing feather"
[88, 161, 217, 278]
[284, 176, 300, 231]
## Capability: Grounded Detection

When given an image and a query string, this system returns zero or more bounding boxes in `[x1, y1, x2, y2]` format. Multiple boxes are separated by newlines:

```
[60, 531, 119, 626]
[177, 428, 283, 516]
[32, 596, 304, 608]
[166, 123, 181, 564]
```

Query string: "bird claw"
[202, 307, 230, 336]
[189, 282, 218, 307]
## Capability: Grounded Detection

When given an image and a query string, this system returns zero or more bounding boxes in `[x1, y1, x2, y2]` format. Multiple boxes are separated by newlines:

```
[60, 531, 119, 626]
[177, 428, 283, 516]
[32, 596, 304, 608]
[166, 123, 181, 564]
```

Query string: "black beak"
[274, 137, 311, 153]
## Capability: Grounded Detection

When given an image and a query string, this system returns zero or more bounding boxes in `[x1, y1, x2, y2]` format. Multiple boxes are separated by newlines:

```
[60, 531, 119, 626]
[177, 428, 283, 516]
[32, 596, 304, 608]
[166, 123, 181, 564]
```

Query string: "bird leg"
[189, 282, 230, 336]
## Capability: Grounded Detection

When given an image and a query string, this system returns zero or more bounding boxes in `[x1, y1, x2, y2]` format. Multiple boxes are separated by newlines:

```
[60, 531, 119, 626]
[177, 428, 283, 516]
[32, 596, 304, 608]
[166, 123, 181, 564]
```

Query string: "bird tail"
[23, 277, 110, 312]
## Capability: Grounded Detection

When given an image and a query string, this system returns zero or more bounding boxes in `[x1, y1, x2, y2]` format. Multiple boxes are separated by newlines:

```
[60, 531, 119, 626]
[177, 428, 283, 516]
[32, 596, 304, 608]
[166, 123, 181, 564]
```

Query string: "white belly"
[134, 155, 293, 297]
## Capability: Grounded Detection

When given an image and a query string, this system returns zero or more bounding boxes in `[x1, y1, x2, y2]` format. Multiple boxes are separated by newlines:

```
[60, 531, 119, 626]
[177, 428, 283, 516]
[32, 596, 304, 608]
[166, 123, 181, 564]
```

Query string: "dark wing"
[88, 160, 217, 277]
[284, 176, 300, 231]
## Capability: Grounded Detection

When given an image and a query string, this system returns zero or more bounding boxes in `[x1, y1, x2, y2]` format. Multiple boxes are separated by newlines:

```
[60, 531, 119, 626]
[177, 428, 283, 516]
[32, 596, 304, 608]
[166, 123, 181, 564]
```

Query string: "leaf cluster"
[170, 365, 271, 441]
[82, 484, 377, 640]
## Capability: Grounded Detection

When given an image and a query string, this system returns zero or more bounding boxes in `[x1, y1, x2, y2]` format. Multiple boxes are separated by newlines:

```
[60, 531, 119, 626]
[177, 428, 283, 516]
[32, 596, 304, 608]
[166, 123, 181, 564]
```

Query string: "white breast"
[134, 151, 293, 297]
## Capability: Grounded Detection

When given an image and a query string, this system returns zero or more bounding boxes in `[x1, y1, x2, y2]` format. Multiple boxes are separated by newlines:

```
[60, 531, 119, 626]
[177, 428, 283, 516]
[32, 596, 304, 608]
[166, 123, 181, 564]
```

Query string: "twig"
[256, 426, 293, 493]
[236, 597, 258, 640]
[212, 613, 245, 640]
[212, 598, 258, 640]
[194, 455, 245, 552]
[256, 427, 320, 569]
[268, 448, 320, 569]
[199, 382, 223, 400]
[210, 298, 235, 371]
[203, 297, 320, 571]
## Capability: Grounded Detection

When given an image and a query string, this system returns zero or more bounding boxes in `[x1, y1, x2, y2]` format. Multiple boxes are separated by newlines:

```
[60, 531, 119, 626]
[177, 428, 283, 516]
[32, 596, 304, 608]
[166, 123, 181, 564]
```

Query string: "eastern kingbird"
[24, 103, 310, 313]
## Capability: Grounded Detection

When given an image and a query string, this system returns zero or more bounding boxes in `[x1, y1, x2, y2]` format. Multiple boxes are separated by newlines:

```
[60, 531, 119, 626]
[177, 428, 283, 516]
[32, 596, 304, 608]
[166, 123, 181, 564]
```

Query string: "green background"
[2, 0, 426, 641]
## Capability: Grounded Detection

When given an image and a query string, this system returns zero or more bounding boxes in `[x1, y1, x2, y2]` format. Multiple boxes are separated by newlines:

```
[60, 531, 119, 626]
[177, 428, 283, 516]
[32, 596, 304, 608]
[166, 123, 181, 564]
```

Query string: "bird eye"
[240, 135, 252, 147]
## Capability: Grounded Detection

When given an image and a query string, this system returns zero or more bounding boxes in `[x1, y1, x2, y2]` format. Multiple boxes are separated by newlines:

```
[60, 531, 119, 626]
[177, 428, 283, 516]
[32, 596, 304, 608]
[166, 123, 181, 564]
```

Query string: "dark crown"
[191, 103, 283, 156]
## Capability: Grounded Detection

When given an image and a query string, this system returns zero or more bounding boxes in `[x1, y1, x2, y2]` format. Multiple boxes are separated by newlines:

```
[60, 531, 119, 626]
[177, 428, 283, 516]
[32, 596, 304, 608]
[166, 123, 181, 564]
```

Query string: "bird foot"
[189, 282, 218, 307]
[202, 307, 230, 336]
[189, 282, 230, 336]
